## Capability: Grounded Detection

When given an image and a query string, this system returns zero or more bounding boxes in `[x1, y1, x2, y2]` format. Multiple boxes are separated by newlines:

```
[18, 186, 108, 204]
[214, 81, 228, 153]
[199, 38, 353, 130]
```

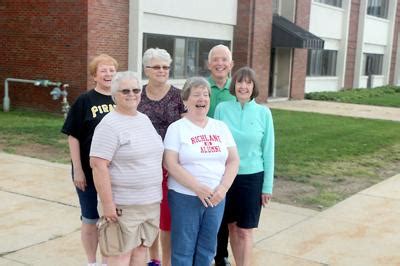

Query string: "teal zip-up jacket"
[214, 100, 275, 193]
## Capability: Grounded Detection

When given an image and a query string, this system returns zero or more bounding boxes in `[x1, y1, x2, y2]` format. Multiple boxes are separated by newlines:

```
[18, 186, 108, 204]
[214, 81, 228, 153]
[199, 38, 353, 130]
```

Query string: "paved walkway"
[266, 100, 400, 122]
[1, 100, 399, 265]
[1, 152, 399, 265]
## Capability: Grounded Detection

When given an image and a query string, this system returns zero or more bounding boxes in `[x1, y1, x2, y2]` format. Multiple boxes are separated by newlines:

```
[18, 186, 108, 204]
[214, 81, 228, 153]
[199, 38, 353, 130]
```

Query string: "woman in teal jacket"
[214, 67, 275, 266]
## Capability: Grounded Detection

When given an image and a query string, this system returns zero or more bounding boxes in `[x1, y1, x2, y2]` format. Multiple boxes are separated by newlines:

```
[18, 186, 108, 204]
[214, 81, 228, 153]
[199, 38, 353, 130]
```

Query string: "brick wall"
[233, 0, 272, 102]
[0, 0, 88, 112]
[290, 0, 311, 99]
[344, 0, 360, 89]
[0, 0, 129, 113]
[87, 0, 129, 89]
[389, 2, 400, 84]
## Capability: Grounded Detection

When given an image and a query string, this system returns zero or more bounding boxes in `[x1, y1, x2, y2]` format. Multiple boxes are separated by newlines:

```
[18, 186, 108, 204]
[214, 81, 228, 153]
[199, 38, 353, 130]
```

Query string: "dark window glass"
[307, 49, 338, 76]
[364, 53, 383, 75]
[314, 0, 342, 8]
[367, 0, 389, 19]
[143, 33, 230, 79]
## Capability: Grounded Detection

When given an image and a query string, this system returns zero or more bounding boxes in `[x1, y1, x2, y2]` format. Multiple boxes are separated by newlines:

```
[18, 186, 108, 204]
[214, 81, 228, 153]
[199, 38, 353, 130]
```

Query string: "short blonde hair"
[88, 54, 119, 76]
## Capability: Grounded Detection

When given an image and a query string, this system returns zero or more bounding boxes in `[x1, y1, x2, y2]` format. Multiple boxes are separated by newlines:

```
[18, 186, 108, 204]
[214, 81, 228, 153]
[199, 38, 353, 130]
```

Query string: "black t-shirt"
[61, 89, 115, 181]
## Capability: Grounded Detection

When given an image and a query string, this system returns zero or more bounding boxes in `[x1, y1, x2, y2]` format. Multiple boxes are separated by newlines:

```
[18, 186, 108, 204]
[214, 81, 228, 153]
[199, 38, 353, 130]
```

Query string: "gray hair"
[181, 77, 211, 101]
[111, 71, 141, 100]
[142, 48, 172, 67]
[208, 44, 232, 63]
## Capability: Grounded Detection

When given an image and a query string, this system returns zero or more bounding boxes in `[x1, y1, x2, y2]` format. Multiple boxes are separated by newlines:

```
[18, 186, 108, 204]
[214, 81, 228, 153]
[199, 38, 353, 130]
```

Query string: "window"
[364, 53, 383, 75]
[307, 50, 338, 76]
[143, 33, 230, 79]
[367, 0, 389, 19]
[314, 0, 342, 8]
[272, 0, 279, 14]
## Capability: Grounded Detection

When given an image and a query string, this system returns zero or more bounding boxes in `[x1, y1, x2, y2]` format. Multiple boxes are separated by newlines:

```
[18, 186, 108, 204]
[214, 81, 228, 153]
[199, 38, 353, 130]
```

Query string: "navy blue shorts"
[72, 168, 99, 224]
[224, 172, 263, 229]
[75, 181, 99, 224]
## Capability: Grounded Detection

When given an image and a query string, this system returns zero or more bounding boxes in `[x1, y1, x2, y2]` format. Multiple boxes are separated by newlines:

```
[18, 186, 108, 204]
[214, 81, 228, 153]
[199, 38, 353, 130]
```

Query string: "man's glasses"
[146, 65, 170, 70]
[119, 88, 141, 95]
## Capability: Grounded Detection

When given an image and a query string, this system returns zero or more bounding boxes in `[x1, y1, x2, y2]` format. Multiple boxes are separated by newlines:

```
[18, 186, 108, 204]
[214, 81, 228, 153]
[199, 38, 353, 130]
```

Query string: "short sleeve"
[164, 121, 181, 152]
[90, 120, 119, 161]
[61, 95, 85, 139]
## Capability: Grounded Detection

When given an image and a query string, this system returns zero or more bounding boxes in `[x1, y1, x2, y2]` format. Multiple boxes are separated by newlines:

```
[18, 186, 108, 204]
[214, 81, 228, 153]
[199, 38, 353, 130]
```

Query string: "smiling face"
[93, 63, 117, 90]
[114, 78, 141, 114]
[144, 58, 170, 85]
[207, 46, 233, 81]
[184, 85, 210, 117]
[235, 77, 254, 104]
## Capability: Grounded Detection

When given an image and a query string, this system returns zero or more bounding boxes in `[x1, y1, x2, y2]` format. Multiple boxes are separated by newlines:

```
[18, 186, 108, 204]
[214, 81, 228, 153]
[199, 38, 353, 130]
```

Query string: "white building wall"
[141, 0, 236, 25]
[306, 1, 351, 92]
[355, 0, 397, 88]
[128, 0, 237, 85]
[305, 77, 339, 93]
[364, 16, 389, 46]
[309, 3, 343, 39]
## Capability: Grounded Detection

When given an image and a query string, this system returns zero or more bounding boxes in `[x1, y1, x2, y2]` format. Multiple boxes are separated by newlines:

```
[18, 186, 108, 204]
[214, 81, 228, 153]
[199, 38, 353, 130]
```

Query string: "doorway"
[269, 47, 292, 98]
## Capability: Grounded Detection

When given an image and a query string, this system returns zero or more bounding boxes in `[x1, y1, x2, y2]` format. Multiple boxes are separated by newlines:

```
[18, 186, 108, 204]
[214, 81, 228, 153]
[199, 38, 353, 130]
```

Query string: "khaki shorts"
[100, 203, 160, 252]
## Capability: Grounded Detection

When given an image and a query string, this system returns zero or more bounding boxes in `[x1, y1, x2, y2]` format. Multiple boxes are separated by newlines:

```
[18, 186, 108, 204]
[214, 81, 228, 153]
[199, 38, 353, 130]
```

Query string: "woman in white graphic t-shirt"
[163, 77, 239, 266]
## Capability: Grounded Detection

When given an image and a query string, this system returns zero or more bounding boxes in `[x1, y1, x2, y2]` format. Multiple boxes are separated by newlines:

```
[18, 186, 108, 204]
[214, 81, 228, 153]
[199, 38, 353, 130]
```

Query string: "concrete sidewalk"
[1, 152, 399, 265]
[266, 100, 400, 122]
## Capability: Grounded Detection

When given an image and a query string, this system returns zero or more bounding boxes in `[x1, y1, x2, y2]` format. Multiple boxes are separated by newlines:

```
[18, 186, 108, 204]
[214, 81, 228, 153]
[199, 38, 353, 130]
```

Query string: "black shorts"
[224, 172, 263, 229]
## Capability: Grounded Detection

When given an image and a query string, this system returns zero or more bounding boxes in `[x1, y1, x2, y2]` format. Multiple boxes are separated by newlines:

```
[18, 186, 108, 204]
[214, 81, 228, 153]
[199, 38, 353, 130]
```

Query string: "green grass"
[305, 85, 400, 107]
[274, 109, 400, 175]
[272, 109, 400, 208]
[1, 107, 399, 209]
[0, 108, 69, 163]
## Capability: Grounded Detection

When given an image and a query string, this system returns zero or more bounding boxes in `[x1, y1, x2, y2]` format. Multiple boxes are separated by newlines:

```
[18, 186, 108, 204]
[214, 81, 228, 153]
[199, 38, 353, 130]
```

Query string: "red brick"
[0, 0, 129, 113]
[344, 0, 360, 88]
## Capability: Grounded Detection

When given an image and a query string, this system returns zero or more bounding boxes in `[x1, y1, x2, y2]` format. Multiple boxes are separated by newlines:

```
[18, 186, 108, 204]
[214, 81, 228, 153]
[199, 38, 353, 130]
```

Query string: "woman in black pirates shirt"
[62, 54, 118, 266]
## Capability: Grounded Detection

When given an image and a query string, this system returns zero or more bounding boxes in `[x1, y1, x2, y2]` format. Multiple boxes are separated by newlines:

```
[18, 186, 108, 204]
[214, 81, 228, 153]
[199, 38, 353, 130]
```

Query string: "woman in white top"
[163, 77, 239, 266]
[90, 71, 163, 266]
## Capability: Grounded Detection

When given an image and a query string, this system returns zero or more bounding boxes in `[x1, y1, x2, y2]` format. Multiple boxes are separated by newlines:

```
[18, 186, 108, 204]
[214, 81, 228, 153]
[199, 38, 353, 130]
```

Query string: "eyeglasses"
[146, 65, 170, 70]
[118, 88, 141, 95]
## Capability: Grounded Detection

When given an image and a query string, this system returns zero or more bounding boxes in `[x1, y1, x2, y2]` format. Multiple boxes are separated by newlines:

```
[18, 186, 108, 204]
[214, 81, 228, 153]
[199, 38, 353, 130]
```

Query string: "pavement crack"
[0, 228, 80, 257]
[255, 215, 315, 243]
[0, 189, 78, 208]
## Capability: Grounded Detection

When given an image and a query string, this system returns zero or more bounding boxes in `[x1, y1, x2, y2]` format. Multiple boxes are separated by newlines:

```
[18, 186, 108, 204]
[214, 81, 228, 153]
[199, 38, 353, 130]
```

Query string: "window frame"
[142, 33, 231, 79]
[314, 0, 342, 8]
[363, 53, 384, 75]
[307, 49, 338, 77]
[367, 0, 389, 19]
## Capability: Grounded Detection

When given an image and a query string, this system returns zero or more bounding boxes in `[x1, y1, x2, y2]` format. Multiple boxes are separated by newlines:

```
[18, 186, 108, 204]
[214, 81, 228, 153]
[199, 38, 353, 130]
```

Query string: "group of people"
[62, 44, 275, 266]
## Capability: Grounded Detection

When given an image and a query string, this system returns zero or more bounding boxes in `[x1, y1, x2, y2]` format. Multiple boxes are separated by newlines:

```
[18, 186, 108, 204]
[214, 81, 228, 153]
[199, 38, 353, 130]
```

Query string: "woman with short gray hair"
[90, 71, 164, 266]
[138, 48, 185, 266]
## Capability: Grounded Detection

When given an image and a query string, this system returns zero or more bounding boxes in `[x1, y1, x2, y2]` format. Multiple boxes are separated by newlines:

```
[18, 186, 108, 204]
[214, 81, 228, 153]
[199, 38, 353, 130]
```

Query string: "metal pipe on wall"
[3, 78, 61, 112]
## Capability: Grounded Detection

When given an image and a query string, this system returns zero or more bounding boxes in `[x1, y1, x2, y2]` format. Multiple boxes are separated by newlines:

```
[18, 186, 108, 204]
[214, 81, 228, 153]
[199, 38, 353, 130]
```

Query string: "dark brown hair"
[229, 67, 259, 100]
